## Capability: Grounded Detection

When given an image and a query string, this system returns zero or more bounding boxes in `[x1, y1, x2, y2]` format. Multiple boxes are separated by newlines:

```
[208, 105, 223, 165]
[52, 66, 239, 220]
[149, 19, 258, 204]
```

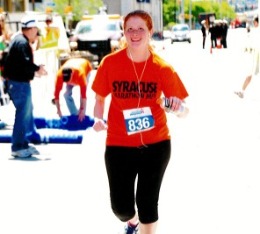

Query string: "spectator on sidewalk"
[4, 15, 47, 158]
[53, 57, 92, 122]
[235, 15, 259, 98]
[91, 10, 189, 234]
[221, 19, 229, 48]
[0, 13, 12, 77]
[209, 23, 217, 49]
[0, 13, 12, 48]
[40, 14, 60, 49]
[201, 21, 207, 49]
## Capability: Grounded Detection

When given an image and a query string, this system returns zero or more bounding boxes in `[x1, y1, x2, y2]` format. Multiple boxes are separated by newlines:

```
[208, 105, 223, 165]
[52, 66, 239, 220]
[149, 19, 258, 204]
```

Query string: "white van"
[70, 14, 123, 63]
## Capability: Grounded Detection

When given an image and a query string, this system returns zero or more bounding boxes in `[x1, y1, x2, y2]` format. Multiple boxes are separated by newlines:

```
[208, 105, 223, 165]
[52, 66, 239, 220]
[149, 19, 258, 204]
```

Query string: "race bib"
[123, 107, 154, 135]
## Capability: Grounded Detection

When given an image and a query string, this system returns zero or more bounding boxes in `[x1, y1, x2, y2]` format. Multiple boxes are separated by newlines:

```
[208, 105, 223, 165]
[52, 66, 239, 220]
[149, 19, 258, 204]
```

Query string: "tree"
[163, 0, 236, 29]
[53, 0, 104, 21]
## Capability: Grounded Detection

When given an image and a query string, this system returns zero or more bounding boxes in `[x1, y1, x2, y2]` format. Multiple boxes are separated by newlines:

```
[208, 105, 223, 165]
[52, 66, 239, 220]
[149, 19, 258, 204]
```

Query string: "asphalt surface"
[1, 29, 260, 234]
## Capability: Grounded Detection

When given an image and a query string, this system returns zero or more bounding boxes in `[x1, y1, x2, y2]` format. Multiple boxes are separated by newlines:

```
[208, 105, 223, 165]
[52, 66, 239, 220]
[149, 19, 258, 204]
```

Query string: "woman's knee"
[112, 206, 135, 222]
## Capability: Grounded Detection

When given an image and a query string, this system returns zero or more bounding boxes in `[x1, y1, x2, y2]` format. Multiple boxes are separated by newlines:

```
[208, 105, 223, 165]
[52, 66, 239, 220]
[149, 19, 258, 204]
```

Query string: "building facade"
[1, 0, 163, 32]
[103, 0, 163, 32]
[0, 0, 52, 13]
[0, 0, 26, 12]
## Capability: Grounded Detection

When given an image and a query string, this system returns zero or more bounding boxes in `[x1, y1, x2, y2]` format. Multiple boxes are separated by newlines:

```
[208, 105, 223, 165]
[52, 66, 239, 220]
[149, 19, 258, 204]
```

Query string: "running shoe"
[27, 146, 40, 155]
[234, 91, 244, 98]
[11, 149, 32, 158]
[124, 222, 139, 234]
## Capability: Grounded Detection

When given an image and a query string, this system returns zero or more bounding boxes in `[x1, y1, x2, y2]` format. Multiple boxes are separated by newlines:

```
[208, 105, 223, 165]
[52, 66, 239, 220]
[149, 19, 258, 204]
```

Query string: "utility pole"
[31, 0, 35, 11]
[159, 0, 163, 33]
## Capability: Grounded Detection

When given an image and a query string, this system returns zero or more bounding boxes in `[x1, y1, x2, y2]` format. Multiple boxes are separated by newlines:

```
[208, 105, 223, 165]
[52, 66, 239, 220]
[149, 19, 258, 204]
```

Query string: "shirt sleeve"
[79, 75, 87, 99]
[161, 66, 189, 100]
[54, 71, 63, 100]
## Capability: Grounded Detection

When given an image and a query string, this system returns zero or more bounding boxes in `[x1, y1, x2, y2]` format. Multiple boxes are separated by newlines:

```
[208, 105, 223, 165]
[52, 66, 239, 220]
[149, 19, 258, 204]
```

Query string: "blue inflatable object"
[0, 132, 10, 142]
[33, 129, 84, 144]
[0, 115, 94, 144]
[0, 121, 7, 129]
[0, 129, 84, 144]
[34, 115, 94, 130]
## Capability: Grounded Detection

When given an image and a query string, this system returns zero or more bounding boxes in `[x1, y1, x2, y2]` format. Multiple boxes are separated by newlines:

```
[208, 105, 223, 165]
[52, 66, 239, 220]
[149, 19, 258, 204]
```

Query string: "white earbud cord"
[128, 48, 149, 148]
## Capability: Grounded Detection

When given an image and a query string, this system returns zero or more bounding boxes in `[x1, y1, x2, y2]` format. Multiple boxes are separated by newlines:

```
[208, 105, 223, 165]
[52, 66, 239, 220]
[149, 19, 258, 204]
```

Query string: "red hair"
[123, 10, 153, 31]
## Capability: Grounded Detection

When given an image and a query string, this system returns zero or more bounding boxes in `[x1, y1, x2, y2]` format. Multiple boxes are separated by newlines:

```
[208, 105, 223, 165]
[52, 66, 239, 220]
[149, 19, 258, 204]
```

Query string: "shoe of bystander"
[11, 149, 32, 158]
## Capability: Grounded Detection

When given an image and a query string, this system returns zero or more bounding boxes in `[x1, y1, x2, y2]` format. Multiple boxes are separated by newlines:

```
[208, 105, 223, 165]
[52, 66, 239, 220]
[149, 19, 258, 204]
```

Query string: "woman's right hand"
[93, 118, 108, 132]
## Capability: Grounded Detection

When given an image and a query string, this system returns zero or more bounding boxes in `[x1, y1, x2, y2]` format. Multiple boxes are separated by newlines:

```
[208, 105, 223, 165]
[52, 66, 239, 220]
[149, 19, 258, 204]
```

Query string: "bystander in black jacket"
[4, 33, 40, 82]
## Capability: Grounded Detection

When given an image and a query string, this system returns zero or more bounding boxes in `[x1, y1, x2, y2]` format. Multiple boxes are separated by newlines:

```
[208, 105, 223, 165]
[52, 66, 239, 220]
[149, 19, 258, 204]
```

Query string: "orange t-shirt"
[92, 48, 188, 147]
[54, 58, 92, 100]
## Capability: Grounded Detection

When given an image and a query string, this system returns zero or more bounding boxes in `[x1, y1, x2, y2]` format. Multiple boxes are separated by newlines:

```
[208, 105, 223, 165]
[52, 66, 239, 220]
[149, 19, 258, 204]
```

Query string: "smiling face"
[123, 11, 153, 52]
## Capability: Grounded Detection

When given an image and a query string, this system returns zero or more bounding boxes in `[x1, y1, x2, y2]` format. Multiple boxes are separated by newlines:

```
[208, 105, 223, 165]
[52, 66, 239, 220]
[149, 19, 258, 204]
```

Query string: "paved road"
[1, 29, 260, 234]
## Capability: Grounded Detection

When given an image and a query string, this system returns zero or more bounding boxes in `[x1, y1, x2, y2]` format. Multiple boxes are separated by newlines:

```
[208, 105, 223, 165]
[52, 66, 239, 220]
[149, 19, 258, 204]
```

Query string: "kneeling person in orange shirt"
[54, 58, 92, 122]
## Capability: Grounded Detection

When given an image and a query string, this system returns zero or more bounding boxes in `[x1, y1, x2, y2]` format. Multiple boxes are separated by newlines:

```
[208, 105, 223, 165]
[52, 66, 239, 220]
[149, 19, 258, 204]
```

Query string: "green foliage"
[163, 3, 179, 29]
[53, 0, 104, 21]
[163, 0, 236, 28]
[50, 0, 236, 29]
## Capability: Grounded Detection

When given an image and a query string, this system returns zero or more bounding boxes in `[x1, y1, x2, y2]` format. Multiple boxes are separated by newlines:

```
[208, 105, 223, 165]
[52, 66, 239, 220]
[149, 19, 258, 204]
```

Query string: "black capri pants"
[105, 140, 171, 224]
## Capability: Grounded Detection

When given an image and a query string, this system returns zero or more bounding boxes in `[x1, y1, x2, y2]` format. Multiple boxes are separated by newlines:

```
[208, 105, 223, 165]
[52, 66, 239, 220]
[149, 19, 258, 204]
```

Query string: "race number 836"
[123, 107, 155, 135]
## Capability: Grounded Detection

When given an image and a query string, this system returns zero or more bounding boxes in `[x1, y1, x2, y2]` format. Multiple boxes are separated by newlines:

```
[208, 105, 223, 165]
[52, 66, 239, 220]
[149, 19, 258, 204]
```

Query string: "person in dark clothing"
[209, 24, 217, 48]
[201, 23, 206, 49]
[4, 15, 47, 158]
[221, 20, 228, 48]
[214, 21, 223, 48]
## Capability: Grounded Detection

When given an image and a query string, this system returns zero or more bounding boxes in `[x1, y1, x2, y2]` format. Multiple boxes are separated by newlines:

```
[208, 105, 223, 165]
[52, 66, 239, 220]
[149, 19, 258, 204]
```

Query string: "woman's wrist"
[94, 117, 102, 122]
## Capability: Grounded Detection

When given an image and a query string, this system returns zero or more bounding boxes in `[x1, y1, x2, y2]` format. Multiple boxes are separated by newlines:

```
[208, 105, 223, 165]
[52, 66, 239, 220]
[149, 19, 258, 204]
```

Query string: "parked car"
[70, 14, 123, 63]
[170, 24, 191, 43]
